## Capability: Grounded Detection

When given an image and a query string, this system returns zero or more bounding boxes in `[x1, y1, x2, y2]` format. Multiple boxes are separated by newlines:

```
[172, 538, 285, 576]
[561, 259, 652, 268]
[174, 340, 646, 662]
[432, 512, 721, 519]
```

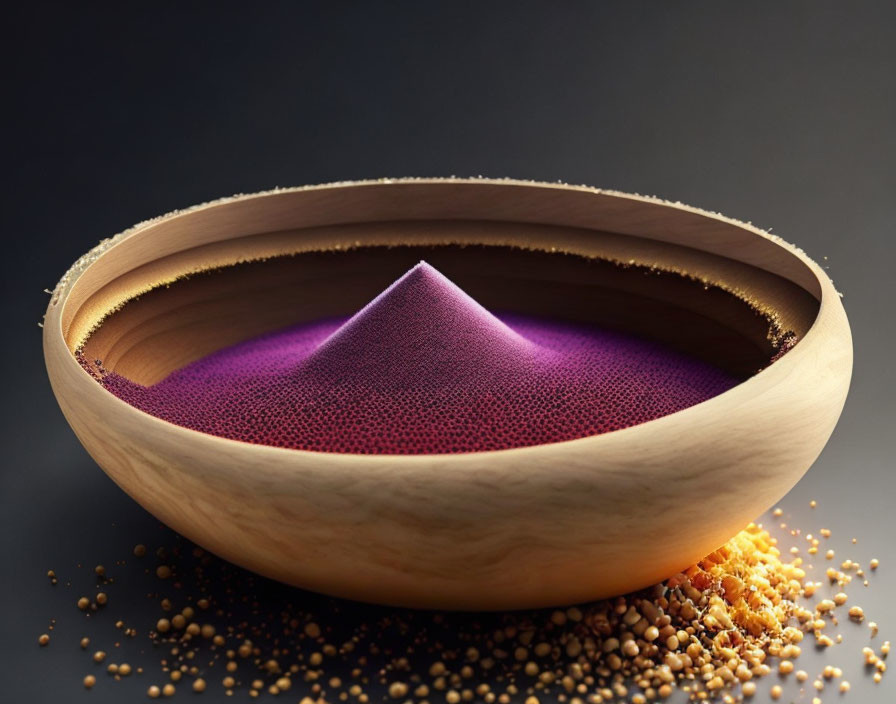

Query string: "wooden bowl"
[43, 178, 852, 609]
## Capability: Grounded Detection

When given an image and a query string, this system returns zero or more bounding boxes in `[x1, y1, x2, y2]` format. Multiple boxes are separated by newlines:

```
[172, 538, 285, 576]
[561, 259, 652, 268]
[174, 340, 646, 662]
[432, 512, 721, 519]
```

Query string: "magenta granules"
[101, 262, 739, 454]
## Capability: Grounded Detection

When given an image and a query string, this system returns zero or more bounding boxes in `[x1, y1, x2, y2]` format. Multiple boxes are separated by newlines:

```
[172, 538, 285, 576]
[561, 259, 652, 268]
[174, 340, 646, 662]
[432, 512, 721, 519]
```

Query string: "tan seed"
[388, 682, 408, 699]
[304, 622, 321, 638]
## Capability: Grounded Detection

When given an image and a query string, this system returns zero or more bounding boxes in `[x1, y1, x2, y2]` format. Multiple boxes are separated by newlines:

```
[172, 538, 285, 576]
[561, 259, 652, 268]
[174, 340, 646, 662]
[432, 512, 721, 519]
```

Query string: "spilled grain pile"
[38, 508, 887, 702]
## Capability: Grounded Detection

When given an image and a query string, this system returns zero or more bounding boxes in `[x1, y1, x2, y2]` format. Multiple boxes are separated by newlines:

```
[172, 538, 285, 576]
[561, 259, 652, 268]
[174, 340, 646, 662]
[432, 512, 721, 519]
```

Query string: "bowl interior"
[76, 242, 819, 388]
[54, 183, 823, 395]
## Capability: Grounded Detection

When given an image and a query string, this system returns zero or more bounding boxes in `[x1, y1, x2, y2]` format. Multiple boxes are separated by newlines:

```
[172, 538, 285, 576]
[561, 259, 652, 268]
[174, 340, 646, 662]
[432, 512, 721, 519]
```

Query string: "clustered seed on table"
[38, 503, 888, 702]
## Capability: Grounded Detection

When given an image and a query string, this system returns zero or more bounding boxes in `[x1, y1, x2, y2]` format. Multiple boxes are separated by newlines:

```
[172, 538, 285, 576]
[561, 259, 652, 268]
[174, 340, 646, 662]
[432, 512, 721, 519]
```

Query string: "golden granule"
[42, 518, 887, 702]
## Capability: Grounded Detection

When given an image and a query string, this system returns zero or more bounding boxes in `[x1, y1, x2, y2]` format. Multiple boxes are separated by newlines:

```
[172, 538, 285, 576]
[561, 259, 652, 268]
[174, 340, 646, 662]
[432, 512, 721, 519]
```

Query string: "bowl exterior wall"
[43, 181, 853, 609]
[44, 287, 850, 610]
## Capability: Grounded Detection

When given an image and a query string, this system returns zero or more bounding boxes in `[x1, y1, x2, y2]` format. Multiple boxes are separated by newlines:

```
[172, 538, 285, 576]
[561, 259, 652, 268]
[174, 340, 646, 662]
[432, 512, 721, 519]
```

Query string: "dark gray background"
[2, 2, 893, 702]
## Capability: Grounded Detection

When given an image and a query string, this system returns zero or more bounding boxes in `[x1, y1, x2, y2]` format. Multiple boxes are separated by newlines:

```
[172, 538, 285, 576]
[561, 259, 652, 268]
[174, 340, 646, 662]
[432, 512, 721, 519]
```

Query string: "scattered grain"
[36, 512, 889, 702]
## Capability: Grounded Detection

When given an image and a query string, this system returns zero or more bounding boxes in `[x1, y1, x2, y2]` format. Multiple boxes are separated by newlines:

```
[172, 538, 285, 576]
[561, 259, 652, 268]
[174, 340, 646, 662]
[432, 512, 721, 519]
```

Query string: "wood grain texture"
[43, 178, 852, 609]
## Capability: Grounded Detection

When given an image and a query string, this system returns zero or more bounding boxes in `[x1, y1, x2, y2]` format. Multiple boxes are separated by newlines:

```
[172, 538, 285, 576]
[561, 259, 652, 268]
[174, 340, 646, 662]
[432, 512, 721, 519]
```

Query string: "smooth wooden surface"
[43, 178, 852, 609]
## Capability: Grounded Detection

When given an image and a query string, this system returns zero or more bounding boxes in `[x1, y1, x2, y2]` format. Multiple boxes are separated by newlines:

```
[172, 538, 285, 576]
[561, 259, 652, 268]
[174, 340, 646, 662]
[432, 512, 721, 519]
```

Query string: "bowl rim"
[45, 176, 844, 463]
